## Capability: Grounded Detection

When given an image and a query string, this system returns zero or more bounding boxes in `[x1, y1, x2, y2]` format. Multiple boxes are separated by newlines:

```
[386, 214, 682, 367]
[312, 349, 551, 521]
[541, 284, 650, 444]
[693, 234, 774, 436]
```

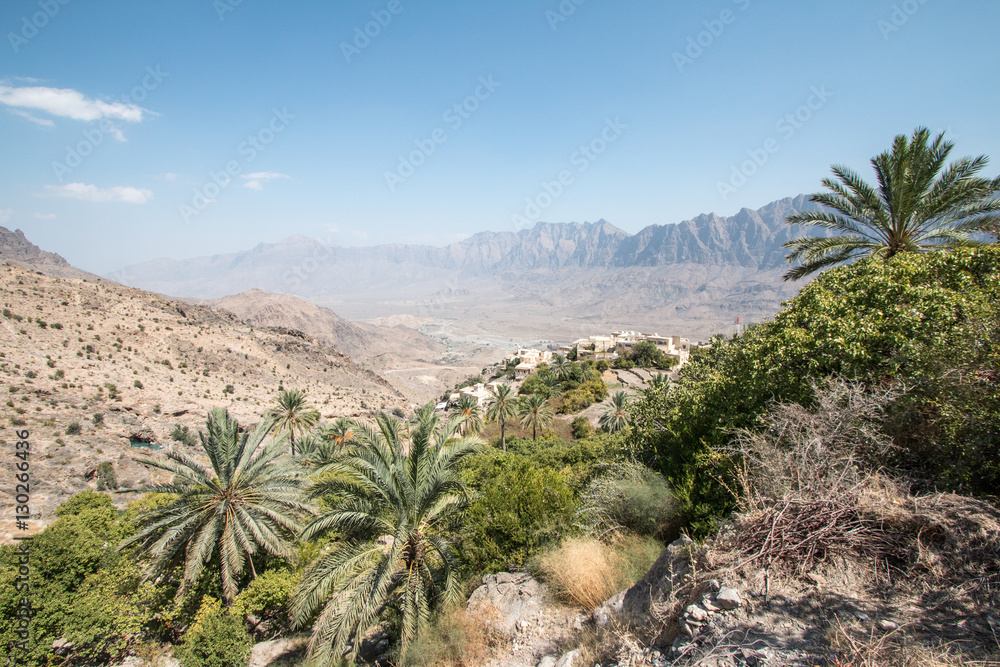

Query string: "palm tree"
[122, 408, 313, 603]
[599, 391, 630, 434]
[268, 389, 320, 456]
[319, 417, 356, 447]
[485, 383, 518, 452]
[456, 394, 484, 435]
[648, 373, 671, 391]
[518, 393, 553, 440]
[304, 419, 356, 468]
[290, 412, 480, 662]
[552, 354, 571, 381]
[783, 127, 1000, 280]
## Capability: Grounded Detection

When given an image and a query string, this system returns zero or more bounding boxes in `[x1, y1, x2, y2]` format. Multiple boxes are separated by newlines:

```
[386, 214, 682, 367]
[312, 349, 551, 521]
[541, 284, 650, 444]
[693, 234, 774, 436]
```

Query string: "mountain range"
[105, 195, 822, 341]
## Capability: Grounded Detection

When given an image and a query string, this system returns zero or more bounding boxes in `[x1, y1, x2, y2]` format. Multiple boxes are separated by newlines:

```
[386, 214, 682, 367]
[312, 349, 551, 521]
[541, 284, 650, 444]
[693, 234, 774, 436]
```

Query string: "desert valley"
[3, 4, 999, 666]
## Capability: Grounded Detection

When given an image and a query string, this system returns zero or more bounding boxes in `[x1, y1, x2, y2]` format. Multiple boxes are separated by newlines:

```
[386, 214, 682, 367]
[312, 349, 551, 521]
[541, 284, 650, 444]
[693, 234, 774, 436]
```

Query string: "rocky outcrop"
[622, 534, 698, 619]
[467, 572, 546, 635]
[0, 226, 95, 279]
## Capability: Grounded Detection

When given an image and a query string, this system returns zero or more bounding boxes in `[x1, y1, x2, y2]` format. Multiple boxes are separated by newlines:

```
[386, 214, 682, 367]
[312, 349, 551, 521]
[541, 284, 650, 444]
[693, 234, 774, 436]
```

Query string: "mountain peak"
[0, 226, 94, 279]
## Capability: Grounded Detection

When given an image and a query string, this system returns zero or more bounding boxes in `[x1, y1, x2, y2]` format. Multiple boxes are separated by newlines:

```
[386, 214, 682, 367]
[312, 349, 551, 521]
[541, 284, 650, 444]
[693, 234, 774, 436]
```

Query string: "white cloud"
[41, 183, 153, 204]
[0, 208, 12, 224]
[33, 212, 57, 220]
[106, 123, 126, 142]
[0, 84, 149, 123]
[159, 172, 179, 182]
[9, 108, 54, 127]
[241, 171, 290, 191]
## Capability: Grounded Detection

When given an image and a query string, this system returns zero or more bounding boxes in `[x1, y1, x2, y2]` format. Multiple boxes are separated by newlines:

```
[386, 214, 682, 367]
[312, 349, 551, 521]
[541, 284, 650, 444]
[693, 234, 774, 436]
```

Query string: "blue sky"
[1, 0, 998, 274]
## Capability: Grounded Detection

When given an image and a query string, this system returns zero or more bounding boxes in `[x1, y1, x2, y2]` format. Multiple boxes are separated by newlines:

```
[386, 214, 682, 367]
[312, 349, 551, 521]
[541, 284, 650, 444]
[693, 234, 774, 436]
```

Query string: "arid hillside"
[205, 289, 503, 403]
[0, 263, 408, 540]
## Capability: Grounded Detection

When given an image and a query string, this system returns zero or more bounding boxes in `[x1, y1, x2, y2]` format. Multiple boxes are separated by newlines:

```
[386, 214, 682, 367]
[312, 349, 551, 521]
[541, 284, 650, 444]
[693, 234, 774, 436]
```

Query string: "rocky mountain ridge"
[106, 195, 822, 299]
[0, 226, 99, 280]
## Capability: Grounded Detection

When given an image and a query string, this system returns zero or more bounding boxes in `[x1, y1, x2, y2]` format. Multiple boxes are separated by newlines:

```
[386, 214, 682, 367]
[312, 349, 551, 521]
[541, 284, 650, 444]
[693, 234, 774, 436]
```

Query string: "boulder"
[622, 535, 696, 618]
[467, 572, 545, 635]
[554, 648, 581, 667]
[716, 587, 742, 610]
[592, 589, 626, 628]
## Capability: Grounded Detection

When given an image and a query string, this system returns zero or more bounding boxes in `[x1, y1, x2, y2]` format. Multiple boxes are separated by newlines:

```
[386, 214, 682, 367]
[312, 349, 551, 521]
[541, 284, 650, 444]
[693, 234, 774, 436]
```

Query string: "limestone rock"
[592, 589, 626, 628]
[716, 587, 742, 610]
[622, 535, 695, 618]
[554, 648, 581, 667]
[467, 572, 545, 635]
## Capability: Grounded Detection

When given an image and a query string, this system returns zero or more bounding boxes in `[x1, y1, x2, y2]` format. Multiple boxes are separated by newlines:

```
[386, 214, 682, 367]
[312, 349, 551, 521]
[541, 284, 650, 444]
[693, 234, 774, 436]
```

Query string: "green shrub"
[571, 416, 594, 439]
[66, 421, 81, 435]
[559, 389, 592, 414]
[92, 412, 104, 426]
[460, 453, 576, 572]
[95, 462, 118, 491]
[230, 568, 301, 636]
[175, 612, 252, 667]
[631, 248, 1000, 535]
[0, 492, 161, 666]
[171, 425, 199, 447]
[577, 462, 678, 539]
[518, 374, 553, 399]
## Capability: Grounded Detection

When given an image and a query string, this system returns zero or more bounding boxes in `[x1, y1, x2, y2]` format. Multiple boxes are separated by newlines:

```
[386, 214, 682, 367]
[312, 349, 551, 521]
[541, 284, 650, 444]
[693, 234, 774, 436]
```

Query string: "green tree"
[291, 412, 481, 662]
[633, 248, 1000, 532]
[599, 391, 631, 434]
[175, 610, 253, 667]
[518, 393, 554, 440]
[267, 389, 320, 456]
[485, 383, 518, 452]
[456, 394, 485, 434]
[783, 127, 1000, 280]
[518, 373, 553, 400]
[123, 408, 313, 603]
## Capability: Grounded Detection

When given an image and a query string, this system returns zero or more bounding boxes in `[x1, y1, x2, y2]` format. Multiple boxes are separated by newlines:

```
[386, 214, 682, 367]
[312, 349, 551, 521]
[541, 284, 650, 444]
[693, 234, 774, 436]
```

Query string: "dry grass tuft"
[400, 605, 508, 667]
[537, 537, 627, 609]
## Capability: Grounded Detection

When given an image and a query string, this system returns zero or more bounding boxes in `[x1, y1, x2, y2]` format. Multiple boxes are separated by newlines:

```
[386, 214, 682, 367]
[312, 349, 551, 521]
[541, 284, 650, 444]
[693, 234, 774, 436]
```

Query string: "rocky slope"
[207, 289, 445, 366]
[0, 263, 408, 540]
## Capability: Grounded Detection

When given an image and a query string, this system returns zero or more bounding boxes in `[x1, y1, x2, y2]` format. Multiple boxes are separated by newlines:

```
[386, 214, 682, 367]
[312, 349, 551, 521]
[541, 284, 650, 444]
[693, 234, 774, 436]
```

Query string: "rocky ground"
[453, 488, 1000, 667]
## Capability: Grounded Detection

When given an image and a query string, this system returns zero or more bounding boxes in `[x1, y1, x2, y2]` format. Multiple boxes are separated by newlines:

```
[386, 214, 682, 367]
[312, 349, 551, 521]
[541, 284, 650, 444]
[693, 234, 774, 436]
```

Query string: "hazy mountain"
[108, 195, 819, 297]
[105, 195, 825, 341]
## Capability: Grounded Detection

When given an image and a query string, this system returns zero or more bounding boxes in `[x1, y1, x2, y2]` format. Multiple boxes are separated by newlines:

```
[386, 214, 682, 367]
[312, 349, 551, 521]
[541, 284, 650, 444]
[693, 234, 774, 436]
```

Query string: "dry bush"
[705, 379, 1000, 661]
[400, 605, 508, 667]
[537, 537, 630, 609]
[712, 381, 909, 576]
[730, 379, 897, 511]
